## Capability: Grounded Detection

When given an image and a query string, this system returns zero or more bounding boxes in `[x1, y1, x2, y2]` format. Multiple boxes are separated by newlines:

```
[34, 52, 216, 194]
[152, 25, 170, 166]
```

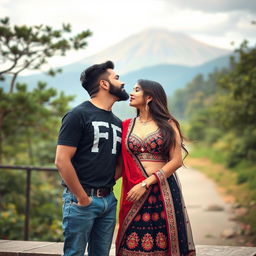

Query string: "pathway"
[177, 166, 238, 245]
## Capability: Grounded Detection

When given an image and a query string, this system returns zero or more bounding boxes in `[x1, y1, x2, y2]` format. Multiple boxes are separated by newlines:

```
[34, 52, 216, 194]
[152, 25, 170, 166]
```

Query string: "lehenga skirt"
[118, 175, 196, 256]
[119, 184, 169, 255]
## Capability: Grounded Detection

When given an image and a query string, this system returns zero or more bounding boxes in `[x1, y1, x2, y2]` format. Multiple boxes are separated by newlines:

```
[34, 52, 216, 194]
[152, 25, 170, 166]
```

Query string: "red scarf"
[116, 119, 145, 248]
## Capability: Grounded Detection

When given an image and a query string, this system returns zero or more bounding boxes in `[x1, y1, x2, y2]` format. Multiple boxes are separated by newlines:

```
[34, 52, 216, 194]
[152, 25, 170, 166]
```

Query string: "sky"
[1, 0, 256, 67]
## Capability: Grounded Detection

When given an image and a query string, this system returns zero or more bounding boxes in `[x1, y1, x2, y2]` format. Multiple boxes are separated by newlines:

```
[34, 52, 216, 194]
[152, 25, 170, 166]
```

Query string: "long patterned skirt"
[119, 184, 169, 255]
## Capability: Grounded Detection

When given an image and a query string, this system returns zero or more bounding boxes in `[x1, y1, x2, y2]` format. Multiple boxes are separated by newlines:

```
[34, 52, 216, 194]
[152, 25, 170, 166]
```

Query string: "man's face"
[106, 69, 129, 101]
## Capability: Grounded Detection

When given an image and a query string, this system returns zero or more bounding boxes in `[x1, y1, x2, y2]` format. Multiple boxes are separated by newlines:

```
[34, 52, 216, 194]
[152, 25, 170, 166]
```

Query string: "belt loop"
[96, 189, 103, 197]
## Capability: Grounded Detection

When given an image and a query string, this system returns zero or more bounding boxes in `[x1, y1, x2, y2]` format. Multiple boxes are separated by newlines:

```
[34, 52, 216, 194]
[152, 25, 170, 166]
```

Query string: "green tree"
[0, 82, 74, 164]
[0, 17, 91, 92]
[0, 18, 92, 240]
[0, 17, 91, 163]
[213, 41, 256, 165]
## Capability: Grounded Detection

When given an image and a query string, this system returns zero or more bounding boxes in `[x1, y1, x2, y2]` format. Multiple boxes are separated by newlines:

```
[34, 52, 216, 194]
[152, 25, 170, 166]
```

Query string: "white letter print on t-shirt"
[91, 121, 109, 153]
[111, 124, 121, 154]
[91, 121, 121, 154]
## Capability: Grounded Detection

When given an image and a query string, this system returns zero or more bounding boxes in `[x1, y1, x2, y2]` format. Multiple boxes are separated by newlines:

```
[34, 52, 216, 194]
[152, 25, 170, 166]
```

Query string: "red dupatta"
[116, 118, 149, 253]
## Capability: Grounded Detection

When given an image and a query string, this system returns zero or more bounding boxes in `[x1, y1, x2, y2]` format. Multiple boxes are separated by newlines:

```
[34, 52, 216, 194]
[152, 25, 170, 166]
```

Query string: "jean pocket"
[111, 192, 118, 202]
[71, 197, 93, 209]
[63, 192, 72, 203]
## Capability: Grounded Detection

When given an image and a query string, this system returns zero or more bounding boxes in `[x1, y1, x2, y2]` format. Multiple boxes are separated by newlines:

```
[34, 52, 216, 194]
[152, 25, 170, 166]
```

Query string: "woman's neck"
[138, 108, 152, 121]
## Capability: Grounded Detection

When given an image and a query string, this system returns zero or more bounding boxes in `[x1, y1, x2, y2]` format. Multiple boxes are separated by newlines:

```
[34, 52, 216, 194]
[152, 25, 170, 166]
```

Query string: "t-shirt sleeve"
[57, 111, 83, 147]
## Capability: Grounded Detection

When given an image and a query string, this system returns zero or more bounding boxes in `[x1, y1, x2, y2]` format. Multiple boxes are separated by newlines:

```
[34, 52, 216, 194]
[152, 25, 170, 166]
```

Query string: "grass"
[113, 178, 122, 220]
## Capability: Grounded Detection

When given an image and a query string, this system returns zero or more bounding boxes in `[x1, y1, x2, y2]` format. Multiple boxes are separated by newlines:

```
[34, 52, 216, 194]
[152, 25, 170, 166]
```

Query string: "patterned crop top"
[128, 128, 167, 162]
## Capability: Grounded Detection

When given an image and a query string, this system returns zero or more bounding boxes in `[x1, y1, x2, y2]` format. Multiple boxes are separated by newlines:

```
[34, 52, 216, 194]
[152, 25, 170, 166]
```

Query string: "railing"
[0, 165, 58, 241]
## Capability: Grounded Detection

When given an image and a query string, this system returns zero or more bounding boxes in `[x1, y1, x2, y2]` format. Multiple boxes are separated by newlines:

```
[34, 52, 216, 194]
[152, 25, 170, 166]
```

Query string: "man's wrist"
[78, 196, 90, 205]
[77, 193, 90, 203]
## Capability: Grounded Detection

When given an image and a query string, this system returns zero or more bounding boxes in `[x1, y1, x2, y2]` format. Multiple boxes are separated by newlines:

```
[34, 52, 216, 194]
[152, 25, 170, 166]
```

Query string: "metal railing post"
[0, 165, 57, 241]
[24, 168, 31, 241]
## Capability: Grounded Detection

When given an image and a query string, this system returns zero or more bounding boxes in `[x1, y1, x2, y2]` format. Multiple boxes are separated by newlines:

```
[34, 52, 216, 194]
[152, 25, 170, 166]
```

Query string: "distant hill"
[12, 54, 231, 109]
[2, 28, 233, 119]
[121, 54, 232, 95]
[73, 28, 231, 74]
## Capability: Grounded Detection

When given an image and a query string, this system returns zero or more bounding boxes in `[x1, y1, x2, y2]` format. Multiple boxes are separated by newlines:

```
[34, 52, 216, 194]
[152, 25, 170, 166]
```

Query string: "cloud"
[1, 0, 255, 67]
[163, 0, 256, 13]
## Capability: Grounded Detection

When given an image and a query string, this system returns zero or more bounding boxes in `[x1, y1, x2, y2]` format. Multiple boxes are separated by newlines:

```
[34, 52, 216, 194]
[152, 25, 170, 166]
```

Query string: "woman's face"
[129, 83, 146, 108]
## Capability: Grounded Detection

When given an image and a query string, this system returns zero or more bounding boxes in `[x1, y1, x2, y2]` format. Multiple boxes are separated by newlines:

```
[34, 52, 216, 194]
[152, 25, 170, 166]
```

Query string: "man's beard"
[109, 82, 129, 101]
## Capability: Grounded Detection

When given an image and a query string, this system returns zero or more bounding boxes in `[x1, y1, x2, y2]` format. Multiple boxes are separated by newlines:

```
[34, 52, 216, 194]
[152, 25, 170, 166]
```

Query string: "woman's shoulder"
[122, 118, 134, 124]
[122, 118, 135, 129]
[168, 118, 178, 128]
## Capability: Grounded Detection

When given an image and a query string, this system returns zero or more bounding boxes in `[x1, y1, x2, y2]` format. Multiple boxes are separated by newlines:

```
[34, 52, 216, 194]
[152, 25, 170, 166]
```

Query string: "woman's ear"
[146, 96, 153, 104]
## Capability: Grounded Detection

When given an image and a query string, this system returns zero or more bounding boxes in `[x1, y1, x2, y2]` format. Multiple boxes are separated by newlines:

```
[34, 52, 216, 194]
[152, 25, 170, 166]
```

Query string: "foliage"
[0, 17, 91, 240]
[176, 39, 256, 241]
[173, 40, 256, 166]
[0, 170, 25, 239]
[0, 170, 63, 241]
[213, 41, 256, 165]
[0, 17, 91, 92]
[0, 16, 91, 162]
[0, 82, 73, 165]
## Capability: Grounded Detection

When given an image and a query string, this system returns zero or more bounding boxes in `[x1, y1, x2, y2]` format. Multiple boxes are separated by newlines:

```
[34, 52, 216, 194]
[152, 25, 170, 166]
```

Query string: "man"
[55, 60, 129, 256]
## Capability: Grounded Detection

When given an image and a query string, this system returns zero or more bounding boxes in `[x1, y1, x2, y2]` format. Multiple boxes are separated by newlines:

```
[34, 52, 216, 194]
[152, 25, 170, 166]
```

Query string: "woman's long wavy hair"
[136, 79, 188, 160]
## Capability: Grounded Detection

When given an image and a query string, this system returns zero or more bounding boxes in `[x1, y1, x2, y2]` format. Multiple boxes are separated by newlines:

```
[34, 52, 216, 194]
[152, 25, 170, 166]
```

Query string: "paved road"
[177, 166, 238, 246]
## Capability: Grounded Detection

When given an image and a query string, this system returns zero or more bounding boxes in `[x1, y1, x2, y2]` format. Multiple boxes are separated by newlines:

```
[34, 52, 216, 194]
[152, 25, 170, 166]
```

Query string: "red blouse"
[127, 128, 167, 162]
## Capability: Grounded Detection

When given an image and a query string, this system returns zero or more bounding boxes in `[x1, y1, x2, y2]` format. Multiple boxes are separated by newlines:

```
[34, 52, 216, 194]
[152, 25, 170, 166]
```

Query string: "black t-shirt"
[57, 101, 122, 188]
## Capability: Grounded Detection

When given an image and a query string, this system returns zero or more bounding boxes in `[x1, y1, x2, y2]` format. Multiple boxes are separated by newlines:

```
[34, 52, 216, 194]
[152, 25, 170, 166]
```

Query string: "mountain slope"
[12, 54, 231, 107]
[75, 28, 230, 74]
[121, 54, 231, 95]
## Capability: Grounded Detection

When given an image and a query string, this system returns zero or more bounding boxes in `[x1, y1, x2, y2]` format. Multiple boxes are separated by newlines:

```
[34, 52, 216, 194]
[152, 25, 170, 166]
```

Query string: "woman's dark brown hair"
[137, 79, 188, 160]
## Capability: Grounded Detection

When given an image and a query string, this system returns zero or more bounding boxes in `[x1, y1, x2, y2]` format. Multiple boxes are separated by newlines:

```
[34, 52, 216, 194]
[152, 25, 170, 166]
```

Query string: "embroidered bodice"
[128, 128, 167, 162]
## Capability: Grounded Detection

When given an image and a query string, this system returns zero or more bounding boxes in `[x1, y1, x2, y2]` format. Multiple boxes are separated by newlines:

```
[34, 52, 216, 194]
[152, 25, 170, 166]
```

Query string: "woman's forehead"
[133, 83, 141, 89]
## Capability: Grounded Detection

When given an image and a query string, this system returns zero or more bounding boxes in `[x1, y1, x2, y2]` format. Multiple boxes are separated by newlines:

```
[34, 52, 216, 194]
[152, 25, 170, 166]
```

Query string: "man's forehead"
[107, 68, 116, 76]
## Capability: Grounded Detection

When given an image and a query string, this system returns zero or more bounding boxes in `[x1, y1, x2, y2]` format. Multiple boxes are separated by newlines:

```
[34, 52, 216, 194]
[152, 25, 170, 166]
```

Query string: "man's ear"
[99, 80, 109, 90]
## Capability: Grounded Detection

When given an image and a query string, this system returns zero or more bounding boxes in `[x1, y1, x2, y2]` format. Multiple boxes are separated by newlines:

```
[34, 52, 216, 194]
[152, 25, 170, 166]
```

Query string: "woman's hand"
[127, 183, 147, 202]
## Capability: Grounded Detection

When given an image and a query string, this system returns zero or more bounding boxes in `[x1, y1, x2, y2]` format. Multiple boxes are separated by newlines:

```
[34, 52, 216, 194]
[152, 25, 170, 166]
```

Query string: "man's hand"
[77, 195, 93, 207]
[55, 145, 90, 205]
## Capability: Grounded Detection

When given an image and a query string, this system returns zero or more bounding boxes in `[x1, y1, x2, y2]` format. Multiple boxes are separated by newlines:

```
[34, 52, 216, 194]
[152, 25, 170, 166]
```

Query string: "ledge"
[0, 240, 256, 256]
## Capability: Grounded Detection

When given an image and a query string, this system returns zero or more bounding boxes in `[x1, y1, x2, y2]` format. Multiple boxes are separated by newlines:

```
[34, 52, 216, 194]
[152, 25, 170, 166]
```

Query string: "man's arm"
[55, 145, 91, 206]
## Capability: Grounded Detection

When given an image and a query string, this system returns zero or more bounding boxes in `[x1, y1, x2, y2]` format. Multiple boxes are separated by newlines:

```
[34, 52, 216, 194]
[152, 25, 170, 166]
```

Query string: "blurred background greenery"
[0, 17, 255, 244]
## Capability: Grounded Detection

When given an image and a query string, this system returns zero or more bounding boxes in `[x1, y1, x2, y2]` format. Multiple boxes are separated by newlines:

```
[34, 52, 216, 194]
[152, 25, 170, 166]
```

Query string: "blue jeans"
[62, 188, 117, 256]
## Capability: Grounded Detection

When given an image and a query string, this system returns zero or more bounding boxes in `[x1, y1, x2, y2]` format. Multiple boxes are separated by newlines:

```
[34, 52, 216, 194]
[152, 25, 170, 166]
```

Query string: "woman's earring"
[145, 101, 149, 112]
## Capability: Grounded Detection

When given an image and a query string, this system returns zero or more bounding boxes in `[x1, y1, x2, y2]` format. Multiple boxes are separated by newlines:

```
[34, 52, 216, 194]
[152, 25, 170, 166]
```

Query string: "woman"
[116, 80, 196, 256]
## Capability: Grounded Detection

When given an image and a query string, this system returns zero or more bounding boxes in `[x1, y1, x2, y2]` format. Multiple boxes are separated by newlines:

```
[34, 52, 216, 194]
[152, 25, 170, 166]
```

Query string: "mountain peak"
[138, 28, 191, 38]
[79, 28, 230, 74]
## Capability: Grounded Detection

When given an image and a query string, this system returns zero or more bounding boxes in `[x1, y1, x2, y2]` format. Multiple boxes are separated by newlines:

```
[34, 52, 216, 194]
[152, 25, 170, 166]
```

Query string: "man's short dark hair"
[80, 60, 114, 97]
